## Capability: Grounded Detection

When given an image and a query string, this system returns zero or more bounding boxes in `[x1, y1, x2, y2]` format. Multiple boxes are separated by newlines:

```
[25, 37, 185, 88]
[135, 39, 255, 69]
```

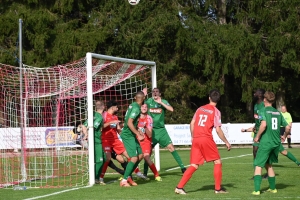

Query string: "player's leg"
[143, 132, 159, 176]
[175, 138, 202, 195]
[279, 143, 300, 166]
[141, 140, 160, 180]
[265, 146, 279, 193]
[287, 134, 292, 148]
[158, 128, 186, 173]
[120, 136, 139, 187]
[100, 142, 113, 182]
[252, 145, 271, 195]
[94, 143, 105, 184]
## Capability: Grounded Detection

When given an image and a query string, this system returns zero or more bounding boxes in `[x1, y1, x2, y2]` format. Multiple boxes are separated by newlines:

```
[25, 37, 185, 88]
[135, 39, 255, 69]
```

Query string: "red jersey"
[137, 114, 153, 142]
[192, 104, 222, 138]
[101, 111, 119, 140]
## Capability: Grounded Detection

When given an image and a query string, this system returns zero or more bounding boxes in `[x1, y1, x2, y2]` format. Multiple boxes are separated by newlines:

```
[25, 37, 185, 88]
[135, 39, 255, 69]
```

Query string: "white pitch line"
[23, 185, 92, 200]
[166, 154, 252, 171]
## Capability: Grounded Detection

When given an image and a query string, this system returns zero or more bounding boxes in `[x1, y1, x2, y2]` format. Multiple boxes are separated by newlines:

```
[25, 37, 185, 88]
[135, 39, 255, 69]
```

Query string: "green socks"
[123, 161, 135, 180]
[268, 176, 276, 190]
[254, 175, 262, 192]
[286, 152, 299, 165]
[171, 150, 185, 169]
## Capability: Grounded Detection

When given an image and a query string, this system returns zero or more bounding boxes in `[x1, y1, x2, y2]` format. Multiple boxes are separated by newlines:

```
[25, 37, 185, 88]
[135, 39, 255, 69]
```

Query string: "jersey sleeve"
[259, 108, 266, 121]
[93, 113, 103, 129]
[213, 107, 222, 127]
[129, 106, 140, 120]
[280, 113, 289, 127]
[287, 113, 293, 123]
[83, 120, 88, 127]
[162, 99, 171, 106]
[146, 115, 153, 131]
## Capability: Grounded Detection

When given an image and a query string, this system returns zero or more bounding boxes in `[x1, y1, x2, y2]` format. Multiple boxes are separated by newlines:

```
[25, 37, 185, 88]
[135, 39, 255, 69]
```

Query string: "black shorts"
[280, 127, 285, 136]
[111, 149, 117, 160]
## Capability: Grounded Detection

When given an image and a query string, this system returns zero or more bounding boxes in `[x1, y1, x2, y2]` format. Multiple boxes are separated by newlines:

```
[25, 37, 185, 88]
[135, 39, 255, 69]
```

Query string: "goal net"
[0, 53, 157, 188]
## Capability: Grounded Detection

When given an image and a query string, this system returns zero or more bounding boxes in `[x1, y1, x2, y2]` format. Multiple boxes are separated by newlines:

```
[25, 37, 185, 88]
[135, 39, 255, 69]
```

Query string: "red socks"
[177, 165, 197, 188]
[214, 163, 222, 190]
[149, 163, 159, 177]
[100, 161, 109, 179]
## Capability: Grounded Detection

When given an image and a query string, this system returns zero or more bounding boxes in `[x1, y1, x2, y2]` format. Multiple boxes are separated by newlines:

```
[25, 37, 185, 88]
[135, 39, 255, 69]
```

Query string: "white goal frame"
[86, 53, 159, 185]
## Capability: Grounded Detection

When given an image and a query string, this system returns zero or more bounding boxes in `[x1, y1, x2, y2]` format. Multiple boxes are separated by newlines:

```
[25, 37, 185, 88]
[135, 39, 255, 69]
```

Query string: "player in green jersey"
[280, 105, 293, 148]
[241, 89, 267, 179]
[143, 88, 186, 175]
[81, 107, 105, 185]
[252, 91, 291, 195]
[120, 91, 145, 187]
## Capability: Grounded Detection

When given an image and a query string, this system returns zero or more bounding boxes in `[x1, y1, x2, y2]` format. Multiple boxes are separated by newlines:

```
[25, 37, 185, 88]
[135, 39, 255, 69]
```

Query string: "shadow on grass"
[188, 183, 236, 193]
[261, 183, 295, 191]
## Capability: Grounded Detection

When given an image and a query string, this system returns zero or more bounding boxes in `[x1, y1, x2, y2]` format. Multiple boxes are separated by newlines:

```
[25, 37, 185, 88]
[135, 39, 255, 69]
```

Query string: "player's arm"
[281, 113, 291, 141]
[155, 98, 173, 112]
[215, 126, 231, 150]
[253, 120, 266, 142]
[190, 119, 195, 138]
[128, 118, 144, 141]
[241, 126, 255, 132]
[81, 124, 88, 140]
[145, 116, 153, 138]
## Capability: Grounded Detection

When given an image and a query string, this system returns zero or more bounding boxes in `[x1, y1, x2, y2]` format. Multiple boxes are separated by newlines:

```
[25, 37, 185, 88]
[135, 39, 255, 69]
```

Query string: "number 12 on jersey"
[198, 114, 208, 127]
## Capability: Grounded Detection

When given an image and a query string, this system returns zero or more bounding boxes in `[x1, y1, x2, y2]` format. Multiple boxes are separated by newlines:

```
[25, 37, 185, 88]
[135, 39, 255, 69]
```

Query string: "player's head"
[106, 100, 118, 114]
[152, 88, 161, 99]
[140, 103, 148, 114]
[135, 91, 145, 104]
[254, 88, 265, 100]
[95, 100, 105, 110]
[209, 89, 221, 103]
[263, 91, 275, 104]
[281, 105, 287, 113]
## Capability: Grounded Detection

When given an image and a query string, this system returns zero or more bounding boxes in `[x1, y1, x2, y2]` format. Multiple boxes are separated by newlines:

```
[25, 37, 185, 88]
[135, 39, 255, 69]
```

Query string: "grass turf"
[2, 147, 300, 200]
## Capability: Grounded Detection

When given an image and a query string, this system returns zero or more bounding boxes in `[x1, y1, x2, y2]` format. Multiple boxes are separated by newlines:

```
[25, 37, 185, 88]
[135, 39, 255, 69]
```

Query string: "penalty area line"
[165, 153, 252, 172]
[23, 185, 92, 200]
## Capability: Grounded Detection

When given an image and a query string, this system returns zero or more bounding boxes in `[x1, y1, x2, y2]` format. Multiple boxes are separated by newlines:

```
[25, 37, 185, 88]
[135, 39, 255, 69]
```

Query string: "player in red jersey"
[99, 100, 130, 184]
[137, 104, 161, 181]
[99, 100, 146, 184]
[175, 89, 231, 195]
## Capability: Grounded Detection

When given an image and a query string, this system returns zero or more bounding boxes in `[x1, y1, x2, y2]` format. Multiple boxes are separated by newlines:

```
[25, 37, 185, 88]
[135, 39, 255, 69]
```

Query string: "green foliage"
[0, 0, 300, 123]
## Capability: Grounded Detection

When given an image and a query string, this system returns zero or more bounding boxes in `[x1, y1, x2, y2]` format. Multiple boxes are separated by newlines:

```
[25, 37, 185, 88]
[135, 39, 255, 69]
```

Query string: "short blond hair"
[264, 91, 275, 104]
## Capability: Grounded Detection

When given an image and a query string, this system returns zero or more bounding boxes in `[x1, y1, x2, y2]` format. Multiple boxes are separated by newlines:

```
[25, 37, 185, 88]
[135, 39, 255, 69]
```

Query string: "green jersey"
[259, 106, 288, 145]
[254, 101, 265, 134]
[122, 102, 141, 137]
[145, 98, 170, 129]
[83, 112, 103, 144]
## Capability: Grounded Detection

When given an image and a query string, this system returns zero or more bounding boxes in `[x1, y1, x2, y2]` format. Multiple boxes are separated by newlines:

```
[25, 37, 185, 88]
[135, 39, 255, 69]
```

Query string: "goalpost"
[0, 53, 160, 188]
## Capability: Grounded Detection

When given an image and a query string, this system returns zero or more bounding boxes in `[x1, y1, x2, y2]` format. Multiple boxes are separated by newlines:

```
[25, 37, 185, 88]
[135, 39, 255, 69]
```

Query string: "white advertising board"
[166, 123, 300, 145]
[0, 127, 80, 149]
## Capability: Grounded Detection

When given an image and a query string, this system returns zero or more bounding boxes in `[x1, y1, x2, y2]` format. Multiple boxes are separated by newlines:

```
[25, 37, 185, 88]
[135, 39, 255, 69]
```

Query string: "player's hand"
[154, 96, 162, 104]
[142, 88, 147, 96]
[137, 133, 145, 141]
[112, 120, 121, 124]
[281, 136, 286, 143]
[226, 142, 231, 151]
[253, 136, 259, 143]
[241, 128, 246, 132]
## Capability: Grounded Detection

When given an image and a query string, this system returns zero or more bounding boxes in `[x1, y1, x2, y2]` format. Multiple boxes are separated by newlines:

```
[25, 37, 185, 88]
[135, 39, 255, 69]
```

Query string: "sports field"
[2, 147, 300, 200]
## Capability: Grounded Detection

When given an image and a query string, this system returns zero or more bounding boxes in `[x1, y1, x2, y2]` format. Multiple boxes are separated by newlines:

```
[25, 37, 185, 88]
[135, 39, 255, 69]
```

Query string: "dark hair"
[257, 88, 265, 95]
[209, 89, 221, 103]
[106, 100, 118, 109]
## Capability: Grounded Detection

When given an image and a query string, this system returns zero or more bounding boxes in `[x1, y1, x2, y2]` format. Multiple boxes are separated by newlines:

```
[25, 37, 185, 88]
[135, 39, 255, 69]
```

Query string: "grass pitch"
[2, 147, 300, 200]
